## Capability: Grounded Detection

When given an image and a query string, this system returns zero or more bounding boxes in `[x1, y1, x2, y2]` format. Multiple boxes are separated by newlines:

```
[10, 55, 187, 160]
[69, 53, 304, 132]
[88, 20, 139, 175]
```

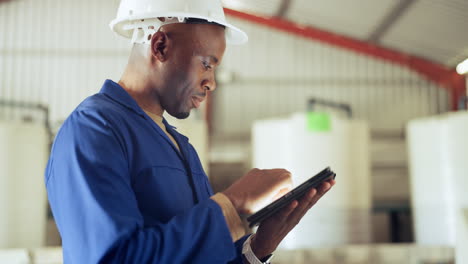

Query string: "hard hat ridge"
[110, 0, 248, 45]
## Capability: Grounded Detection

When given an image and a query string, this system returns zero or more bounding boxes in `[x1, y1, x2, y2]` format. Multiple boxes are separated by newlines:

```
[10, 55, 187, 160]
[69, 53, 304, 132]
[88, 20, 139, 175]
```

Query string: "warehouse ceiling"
[222, 0, 468, 68]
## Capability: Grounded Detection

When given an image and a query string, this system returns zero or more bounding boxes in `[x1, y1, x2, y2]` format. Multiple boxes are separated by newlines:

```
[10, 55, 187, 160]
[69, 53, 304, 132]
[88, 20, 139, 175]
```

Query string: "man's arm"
[45, 110, 237, 263]
[222, 169, 335, 262]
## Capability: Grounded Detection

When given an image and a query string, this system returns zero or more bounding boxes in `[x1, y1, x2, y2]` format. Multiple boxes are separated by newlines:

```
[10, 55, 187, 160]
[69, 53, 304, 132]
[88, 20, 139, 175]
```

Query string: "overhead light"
[456, 58, 468, 75]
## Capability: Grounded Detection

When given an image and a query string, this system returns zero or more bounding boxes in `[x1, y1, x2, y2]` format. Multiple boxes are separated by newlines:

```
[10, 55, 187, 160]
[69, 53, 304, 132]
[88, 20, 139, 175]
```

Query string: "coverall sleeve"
[45, 110, 238, 264]
[230, 235, 250, 264]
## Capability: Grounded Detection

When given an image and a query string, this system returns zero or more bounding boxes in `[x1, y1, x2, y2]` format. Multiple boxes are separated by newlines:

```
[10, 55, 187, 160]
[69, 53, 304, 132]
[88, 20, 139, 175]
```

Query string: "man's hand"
[222, 168, 293, 214]
[249, 180, 336, 259]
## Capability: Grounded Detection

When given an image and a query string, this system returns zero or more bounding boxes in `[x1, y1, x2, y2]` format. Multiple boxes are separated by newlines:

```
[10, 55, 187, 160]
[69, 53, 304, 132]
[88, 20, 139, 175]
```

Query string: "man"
[45, 0, 335, 263]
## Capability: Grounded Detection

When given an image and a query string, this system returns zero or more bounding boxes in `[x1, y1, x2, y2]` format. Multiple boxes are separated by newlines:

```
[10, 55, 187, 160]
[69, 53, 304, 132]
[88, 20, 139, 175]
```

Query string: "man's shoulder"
[74, 92, 131, 121]
[76, 93, 119, 114]
[57, 93, 131, 136]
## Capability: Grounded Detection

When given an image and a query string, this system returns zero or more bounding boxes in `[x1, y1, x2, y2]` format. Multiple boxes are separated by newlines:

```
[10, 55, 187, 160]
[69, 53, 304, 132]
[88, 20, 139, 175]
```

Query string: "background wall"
[0, 0, 449, 127]
[210, 17, 449, 211]
[0, 0, 128, 124]
[214, 17, 449, 139]
[0, 0, 453, 244]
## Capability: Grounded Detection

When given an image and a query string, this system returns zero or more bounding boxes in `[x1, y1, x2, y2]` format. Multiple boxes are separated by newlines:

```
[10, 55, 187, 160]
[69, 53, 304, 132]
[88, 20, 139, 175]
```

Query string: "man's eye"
[203, 61, 212, 70]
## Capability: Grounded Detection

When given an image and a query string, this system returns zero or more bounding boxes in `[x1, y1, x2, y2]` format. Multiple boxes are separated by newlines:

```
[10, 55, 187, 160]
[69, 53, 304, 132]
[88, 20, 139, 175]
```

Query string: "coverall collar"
[100, 79, 146, 116]
[99, 79, 190, 161]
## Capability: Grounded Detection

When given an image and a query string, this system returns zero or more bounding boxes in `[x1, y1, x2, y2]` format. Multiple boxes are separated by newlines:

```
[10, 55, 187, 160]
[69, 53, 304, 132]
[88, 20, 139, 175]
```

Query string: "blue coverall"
[45, 80, 248, 263]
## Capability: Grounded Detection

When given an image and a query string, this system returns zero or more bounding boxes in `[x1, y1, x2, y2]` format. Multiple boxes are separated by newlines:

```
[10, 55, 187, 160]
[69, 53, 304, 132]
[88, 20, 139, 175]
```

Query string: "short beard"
[160, 98, 190, 119]
[172, 111, 190, 119]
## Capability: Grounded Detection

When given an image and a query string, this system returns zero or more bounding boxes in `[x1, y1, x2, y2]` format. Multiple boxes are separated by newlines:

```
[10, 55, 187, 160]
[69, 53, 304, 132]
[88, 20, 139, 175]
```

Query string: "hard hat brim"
[110, 13, 248, 45]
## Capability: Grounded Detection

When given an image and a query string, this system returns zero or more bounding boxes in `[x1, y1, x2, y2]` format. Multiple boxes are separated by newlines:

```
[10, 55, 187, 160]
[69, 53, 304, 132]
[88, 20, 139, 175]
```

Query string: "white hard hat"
[110, 0, 248, 45]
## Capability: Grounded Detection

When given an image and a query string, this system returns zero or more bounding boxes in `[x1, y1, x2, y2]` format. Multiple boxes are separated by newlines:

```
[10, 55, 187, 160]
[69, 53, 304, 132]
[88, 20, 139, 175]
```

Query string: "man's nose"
[202, 75, 216, 92]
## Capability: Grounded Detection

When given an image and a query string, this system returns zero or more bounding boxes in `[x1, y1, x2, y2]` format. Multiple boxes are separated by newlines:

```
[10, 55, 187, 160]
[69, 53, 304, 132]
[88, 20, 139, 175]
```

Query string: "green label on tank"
[307, 112, 331, 132]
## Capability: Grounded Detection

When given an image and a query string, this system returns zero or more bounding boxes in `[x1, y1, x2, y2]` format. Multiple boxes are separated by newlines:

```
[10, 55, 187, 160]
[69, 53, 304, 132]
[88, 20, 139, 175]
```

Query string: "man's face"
[157, 23, 226, 119]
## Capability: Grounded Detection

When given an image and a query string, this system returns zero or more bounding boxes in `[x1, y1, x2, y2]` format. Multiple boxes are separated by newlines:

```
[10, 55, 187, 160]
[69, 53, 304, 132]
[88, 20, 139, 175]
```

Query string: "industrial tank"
[0, 121, 48, 248]
[252, 112, 371, 248]
[406, 111, 468, 263]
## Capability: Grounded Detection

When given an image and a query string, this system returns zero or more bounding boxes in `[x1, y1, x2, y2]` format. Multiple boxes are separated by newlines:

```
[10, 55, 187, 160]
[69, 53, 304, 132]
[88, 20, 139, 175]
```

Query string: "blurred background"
[0, 0, 467, 263]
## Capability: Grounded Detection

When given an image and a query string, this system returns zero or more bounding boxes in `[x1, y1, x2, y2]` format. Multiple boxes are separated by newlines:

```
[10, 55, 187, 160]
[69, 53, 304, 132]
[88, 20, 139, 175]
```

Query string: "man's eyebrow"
[208, 55, 219, 64]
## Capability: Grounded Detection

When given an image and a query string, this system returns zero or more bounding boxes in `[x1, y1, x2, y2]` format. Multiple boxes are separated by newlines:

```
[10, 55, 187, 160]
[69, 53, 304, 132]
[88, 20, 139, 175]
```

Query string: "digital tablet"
[247, 167, 336, 228]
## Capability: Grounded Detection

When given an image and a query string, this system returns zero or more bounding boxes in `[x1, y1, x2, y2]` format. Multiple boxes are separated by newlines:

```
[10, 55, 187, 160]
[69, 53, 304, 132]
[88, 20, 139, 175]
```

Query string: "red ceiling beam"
[224, 8, 466, 110]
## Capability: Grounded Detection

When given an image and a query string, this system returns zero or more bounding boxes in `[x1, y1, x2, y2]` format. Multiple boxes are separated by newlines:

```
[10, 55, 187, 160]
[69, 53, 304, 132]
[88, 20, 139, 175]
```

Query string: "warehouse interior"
[0, 0, 467, 263]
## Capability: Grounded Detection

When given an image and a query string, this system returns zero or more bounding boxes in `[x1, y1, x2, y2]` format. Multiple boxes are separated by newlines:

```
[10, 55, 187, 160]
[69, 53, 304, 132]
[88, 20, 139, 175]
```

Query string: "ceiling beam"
[224, 8, 466, 110]
[275, 0, 293, 18]
[368, 0, 416, 43]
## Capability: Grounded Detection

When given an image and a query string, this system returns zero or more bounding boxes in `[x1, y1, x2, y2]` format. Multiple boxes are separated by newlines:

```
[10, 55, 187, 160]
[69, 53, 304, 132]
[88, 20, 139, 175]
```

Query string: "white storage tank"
[406, 116, 455, 245]
[252, 112, 371, 248]
[0, 121, 48, 248]
[30, 247, 63, 264]
[0, 249, 30, 264]
[406, 111, 468, 259]
[457, 209, 468, 264]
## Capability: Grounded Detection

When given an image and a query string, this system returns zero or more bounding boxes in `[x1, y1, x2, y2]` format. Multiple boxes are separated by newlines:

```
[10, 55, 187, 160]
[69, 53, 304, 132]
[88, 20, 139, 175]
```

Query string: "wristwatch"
[242, 235, 273, 264]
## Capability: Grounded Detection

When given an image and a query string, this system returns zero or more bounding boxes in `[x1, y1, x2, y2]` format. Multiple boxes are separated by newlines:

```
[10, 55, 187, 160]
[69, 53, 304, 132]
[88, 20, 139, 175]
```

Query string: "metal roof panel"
[380, 0, 468, 66]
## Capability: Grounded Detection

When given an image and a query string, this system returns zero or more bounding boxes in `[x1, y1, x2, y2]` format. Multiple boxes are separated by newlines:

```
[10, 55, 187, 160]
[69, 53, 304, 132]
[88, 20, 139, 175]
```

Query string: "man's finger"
[305, 181, 333, 208]
[287, 182, 335, 224]
[275, 172, 293, 190]
[275, 200, 299, 221]
[309, 181, 332, 202]
[272, 188, 290, 201]
[285, 188, 318, 224]
[318, 181, 332, 194]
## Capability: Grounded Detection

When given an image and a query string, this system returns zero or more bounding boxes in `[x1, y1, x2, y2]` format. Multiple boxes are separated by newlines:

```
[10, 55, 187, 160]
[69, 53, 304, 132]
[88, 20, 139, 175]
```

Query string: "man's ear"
[150, 31, 169, 62]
